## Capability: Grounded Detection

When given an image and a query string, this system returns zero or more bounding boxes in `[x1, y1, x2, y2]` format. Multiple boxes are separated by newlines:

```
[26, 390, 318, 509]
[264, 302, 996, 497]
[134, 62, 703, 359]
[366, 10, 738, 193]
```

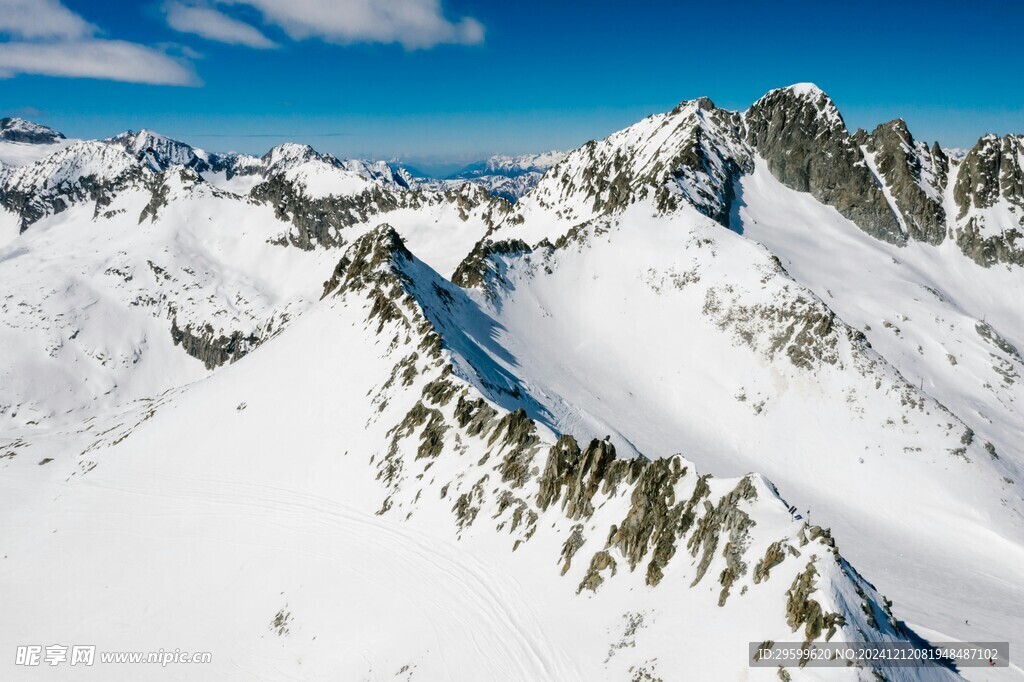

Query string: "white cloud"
[0, 40, 199, 86]
[219, 0, 484, 49]
[0, 0, 94, 40]
[0, 0, 197, 85]
[165, 2, 277, 49]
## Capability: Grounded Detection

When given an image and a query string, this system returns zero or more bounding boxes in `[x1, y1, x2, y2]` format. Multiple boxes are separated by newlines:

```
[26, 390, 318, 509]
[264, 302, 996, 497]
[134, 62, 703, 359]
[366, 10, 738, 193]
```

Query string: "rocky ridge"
[318, 225, 943, 677]
[490, 83, 1024, 267]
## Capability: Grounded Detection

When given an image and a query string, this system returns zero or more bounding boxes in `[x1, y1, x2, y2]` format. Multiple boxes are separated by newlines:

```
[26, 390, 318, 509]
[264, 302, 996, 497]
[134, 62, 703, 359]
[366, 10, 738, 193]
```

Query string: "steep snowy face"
[107, 129, 209, 173]
[0, 170, 330, 428]
[314, 227, 943, 676]
[745, 84, 905, 245]
[105, 129, 275, 195]
[0, 141, 149, 230]
[951, 133, 1024, 265]
[0, 117, 65, 144]
[260, 142, 333, 175]
[460, 173, 544, 202]
[342, 158, 412, 189]
[455, 199, 1024, 664]
[465, 88, 1024, 656]
[494, 97, 750, 244]
[0, 160, 498, 430]
[244, 146, 510, 260]
[250, 144, 417, 200]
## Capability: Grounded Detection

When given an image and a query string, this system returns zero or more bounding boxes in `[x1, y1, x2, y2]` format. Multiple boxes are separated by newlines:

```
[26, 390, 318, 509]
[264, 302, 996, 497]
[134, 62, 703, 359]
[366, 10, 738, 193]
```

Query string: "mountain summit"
[0, 117, 65, 144]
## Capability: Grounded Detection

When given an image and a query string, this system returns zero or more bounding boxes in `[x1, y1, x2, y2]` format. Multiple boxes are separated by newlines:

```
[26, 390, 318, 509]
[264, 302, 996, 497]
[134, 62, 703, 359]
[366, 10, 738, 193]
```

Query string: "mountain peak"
[782, 82, 825, 97]
[745, 85, 904, 245]
[0, 117, 66, 144]
[751, 83, 843, 129]
[260, 142, 335, 173]
[107, 129, 205, 172]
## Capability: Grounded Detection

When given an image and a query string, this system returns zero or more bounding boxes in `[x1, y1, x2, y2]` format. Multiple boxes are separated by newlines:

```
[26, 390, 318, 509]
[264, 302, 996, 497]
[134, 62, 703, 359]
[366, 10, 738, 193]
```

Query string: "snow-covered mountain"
[1, 86, 1022, 681]
[466, 151, 567, 175]
[400, 151, 568, 202]
[0, 117, 65, 144]
[0, 118, 75, 171]
[448, 151, 567, 201]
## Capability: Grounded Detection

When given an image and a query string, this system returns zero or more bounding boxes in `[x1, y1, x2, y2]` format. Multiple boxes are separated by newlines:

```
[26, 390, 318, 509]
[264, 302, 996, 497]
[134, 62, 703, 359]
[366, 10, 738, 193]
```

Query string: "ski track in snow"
[2, 465, 582, 681]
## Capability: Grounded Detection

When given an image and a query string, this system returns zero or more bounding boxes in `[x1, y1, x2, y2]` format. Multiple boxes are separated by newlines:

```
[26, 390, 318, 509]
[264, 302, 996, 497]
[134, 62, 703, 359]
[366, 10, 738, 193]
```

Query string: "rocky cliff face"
[951, 134, 1024, 266]
[745, 84, 905, 245]
[864, 119, 948, 245]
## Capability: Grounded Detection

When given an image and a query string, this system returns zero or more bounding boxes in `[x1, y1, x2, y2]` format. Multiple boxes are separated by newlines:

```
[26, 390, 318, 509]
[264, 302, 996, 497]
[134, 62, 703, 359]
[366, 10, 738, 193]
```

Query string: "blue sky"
[1, 0, 1022, 172]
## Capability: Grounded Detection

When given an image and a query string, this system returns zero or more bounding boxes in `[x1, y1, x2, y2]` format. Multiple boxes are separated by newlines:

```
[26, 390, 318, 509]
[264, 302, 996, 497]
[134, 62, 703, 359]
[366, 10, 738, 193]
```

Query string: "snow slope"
[0, 161, 495, 430]
[466, 196, 1024, 675]
[0, 138, 76, 168]
[1, 227, 956, 681]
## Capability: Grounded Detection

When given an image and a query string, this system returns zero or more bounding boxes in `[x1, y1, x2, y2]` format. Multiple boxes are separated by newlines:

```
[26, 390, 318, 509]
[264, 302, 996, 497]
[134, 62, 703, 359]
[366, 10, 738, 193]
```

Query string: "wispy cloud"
[164, 1, 277, 49]
[0, 0, 198, 85]
[0, 0, 94, 40]
[168, 0, 484, 50]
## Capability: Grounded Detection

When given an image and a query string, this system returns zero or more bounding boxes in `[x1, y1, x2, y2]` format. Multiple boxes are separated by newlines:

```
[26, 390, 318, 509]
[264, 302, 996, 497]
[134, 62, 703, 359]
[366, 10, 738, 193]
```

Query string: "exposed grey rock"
[753, 540, 788, 584]
[686, 476, 757, 605]
[578, 549, 617, 593]
[745, 85, 904, 245]
[952, 134, 1024, 266]
[254, 176, 507, 251]
[607, 459, 700, 587]
[169, 317, 262, 370]
[537, 435, 618, 519]
[786, 559, 844, 643]
[865, 119, 947, 245]
[451, 238, 532, 291]
[511, 97, 751, 233]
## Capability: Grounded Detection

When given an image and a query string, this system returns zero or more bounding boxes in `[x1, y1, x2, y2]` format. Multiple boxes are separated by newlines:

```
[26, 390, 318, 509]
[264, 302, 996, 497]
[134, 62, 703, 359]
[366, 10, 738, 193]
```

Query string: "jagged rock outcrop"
[745, 84, 905, 245]
[450, 237, 532, 292]
[952, 134, 1024, 266]
[256, 176, 506, 251]
[865, 119, 947, 244]
[170, 318, 264, 370]
[515, 97, 751, 230]
[255, 178, 404, 249]
[138, 167, 226, 223]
